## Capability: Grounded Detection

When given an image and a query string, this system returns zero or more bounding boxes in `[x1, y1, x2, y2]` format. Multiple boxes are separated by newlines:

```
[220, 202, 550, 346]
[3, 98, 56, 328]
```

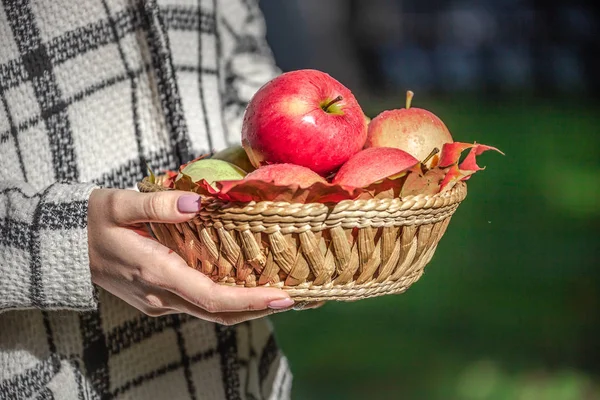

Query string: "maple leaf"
[192, 179, 221, 197]
[172, 172, 196, 192]
[161, 143, 503, 203]
[439, 164, 478, 192]
[440, 142, 504, 168]
[401, 165, 446, 197]
[204, 163, 418, 204]
[458, 144, 504, 172]
[215, 179, 365, 203]
[161, 170, 179, 188]
[438, 142, 476, 168]
[144, 160, 156, 184]
[362, 172, 410, 200]
[437, 141, 504, 189]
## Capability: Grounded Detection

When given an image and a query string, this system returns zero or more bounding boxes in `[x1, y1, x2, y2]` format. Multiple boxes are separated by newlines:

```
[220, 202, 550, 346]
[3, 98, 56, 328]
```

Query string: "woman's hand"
[87, 188, 295, 325]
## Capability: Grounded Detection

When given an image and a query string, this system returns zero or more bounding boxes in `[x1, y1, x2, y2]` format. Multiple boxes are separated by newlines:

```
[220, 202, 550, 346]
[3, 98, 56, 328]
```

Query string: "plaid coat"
[0, 0, 292, 398]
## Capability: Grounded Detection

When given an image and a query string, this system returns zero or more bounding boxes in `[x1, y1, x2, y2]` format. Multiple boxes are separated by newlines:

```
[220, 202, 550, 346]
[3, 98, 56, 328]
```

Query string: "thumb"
[112, 189, 202, 225]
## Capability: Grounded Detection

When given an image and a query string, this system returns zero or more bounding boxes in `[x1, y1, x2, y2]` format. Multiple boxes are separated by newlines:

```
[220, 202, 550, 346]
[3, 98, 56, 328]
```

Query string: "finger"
[132, 235, 295, 313]
[110, 189, 202, 225]
[166, 265, 294, 313]
[164, 259, 294, 312]
[107, 289, 174, 318]
[166, 293, 292, 325]
[198, 308, 287, 326]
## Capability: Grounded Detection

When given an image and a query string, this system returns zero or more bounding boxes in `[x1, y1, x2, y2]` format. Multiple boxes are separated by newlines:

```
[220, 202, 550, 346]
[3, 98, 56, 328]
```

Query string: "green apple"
[211, 145, 255, 173]
[177, 159, 246, 189]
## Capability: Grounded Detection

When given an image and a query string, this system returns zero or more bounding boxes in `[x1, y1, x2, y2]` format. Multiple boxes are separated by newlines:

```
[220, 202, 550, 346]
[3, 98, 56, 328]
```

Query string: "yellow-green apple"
[241, 69, 368, 176]
[365, 91, 453, 168]
[244, 163, 327, 188]
[332, 147, 419, 188]
[211, 144, 255, 173]
[177, 159, 246, 189]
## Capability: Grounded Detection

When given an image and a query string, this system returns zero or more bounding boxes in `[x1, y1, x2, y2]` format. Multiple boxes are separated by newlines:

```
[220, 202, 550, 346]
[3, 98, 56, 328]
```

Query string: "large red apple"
[332, 147, 419, 188]
[241, 69, 368, 176]
[244, 163, 327, 188]
[365, 91, 453, 168]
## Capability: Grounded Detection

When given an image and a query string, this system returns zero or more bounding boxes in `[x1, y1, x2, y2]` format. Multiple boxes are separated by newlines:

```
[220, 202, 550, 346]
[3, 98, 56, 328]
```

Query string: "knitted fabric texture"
[0, 0, 291, 398]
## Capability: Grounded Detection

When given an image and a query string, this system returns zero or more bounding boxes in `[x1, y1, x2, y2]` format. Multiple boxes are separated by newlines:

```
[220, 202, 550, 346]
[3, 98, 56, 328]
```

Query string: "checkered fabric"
[0, 0, 292, 398]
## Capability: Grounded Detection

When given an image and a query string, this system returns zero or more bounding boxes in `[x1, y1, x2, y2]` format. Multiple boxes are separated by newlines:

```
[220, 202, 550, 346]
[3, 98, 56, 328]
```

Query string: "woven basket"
[137, 177, 467, 302]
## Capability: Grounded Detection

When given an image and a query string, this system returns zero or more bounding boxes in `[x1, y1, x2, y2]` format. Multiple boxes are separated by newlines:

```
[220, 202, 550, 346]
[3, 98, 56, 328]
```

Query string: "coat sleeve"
[218, 0, 282, 143]
[0, 180, 99, 312]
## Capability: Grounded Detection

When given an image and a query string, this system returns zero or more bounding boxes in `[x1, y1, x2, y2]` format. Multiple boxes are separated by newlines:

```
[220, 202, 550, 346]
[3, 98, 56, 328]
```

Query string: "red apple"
[241, 69, 368, 176]
[332, 147, 419, 188]
[244, 163, 327, 188]
[365, 91, 453, 168]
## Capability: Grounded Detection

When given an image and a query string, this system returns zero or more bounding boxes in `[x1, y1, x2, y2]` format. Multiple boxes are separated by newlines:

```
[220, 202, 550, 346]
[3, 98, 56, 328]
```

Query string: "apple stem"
[421, 147, 440, 167]
[322, 95, 343, 112]
[406, 90, 414, 109]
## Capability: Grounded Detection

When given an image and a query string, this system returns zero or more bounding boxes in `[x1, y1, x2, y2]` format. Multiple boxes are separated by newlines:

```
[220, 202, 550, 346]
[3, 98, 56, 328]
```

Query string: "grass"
[270, 94, 600, 400]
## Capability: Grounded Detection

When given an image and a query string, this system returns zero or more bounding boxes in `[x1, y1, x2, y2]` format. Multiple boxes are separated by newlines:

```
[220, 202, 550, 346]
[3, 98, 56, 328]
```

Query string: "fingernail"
[177, 194, 201, 213]
[268, 298, 294, 310]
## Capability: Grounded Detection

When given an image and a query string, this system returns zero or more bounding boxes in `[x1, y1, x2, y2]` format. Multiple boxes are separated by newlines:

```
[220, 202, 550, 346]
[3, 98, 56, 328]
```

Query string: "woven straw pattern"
[138, 177, 467, 301]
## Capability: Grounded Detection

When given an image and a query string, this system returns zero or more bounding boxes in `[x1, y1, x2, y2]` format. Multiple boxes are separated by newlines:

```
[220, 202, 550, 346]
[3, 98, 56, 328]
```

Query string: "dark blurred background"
[258, 1, 600, 399]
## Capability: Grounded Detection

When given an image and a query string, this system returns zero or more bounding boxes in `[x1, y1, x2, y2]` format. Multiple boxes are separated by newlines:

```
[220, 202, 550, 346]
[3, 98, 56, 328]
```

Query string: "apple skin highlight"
[241, 69, 367, 176]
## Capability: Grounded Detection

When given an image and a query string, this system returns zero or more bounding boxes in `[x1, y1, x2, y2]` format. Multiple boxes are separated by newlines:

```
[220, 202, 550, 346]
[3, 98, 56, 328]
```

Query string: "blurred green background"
[271, 96, 600, 400]
[260, 1, 600, 399]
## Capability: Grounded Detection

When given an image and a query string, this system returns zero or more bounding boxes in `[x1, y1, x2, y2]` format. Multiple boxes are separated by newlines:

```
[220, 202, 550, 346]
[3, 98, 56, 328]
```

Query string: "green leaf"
[144, 160, 156, 184]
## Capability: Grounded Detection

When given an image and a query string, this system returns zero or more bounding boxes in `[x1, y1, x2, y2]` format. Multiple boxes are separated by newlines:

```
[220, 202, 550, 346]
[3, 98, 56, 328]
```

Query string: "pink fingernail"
[177, 194, 201, 213]
[268, 298, 295, 309]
